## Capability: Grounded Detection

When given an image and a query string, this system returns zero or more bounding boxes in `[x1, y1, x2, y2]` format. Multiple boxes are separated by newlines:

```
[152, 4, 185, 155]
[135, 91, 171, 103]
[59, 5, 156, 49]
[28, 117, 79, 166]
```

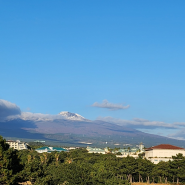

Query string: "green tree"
[152, 161, 170, 183]
[0, 136, 21, 185]
[170, 154, 185, 184]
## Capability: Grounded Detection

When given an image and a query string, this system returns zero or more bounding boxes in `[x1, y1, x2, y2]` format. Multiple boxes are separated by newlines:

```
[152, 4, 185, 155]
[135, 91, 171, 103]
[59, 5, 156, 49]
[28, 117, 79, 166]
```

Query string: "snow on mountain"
[59, 111, 86, 121]
[13, 111, 86, 122]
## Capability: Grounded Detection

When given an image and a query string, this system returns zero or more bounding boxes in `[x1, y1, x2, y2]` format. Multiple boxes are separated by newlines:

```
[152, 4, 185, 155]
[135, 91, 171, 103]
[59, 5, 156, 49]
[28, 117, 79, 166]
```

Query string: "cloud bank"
[0, 99, 66, 121]
[0, 99, 21, 119]
[167, 122, 185, 140]
[20, 112, 65, 121]
[97, 116, 177, 129]
[92, 100, 130, 110]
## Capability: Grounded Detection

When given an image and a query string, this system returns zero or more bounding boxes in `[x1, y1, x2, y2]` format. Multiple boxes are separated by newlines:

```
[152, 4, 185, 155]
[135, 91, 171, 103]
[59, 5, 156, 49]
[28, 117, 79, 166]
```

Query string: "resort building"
[116, 148, 139, 158]
[145, 144, 185, 164]
[6, 140, 28, 150]
[35, 146, 68, 153]
[87, 144, 142, 156]
[117, 148, 130, 155]
[131, 147, 138, 154]
[86, 146, 106, 154]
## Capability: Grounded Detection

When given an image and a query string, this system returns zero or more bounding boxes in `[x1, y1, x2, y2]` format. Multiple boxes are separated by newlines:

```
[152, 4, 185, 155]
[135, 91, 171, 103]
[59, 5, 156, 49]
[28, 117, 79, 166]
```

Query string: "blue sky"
[1, 1, 185, 138]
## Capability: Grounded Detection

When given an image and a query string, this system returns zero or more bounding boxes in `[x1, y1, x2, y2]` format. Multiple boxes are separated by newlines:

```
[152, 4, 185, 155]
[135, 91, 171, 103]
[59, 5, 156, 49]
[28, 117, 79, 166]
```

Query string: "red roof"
[145, 144, 185, 151]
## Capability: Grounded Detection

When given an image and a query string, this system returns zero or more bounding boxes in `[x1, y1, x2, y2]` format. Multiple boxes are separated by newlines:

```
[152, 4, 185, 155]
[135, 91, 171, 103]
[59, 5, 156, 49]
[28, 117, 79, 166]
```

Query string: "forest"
[1, 135, 185, 185]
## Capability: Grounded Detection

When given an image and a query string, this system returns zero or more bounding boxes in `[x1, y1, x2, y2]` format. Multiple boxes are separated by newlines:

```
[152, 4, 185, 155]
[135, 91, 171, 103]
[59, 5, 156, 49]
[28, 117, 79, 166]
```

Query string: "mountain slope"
[0, 112, 184, 147]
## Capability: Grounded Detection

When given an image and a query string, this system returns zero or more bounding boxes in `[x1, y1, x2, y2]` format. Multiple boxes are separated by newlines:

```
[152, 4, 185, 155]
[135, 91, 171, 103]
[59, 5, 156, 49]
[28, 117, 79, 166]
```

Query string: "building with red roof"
[145, 144, 185, 164]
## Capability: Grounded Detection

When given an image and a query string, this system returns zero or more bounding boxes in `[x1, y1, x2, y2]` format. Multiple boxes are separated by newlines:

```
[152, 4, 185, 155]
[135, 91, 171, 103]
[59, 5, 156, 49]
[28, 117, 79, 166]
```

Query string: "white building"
[86, 146, 106, 154]
[145, 144, 185, 164]
[6, 140, 28, 150]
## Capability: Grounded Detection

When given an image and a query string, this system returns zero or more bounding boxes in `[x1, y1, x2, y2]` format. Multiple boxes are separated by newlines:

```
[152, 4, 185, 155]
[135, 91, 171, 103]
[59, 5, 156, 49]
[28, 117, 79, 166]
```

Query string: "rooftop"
[145, 144, 185, 151]
[36, 147, 67, 151]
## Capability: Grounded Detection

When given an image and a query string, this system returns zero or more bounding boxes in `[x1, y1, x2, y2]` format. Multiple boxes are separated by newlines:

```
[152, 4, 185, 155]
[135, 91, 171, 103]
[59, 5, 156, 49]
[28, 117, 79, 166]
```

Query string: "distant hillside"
[0, 118, 185, 148]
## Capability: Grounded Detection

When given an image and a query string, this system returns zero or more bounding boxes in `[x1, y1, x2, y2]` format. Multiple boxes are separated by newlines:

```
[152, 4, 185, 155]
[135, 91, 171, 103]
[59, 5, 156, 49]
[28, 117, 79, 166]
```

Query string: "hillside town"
[6, 140, 185, 164]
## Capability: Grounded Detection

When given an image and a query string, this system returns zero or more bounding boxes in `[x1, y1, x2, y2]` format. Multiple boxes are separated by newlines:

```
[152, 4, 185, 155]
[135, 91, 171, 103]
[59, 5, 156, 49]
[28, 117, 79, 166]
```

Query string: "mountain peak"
[59, 111, 86, 121]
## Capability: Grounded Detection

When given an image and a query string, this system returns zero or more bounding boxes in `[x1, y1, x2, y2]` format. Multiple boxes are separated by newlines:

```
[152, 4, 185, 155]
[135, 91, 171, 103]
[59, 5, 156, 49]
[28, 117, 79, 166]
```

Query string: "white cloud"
[167, 130, 185, 140]
[20, 112, 65, 121]
[0, 99, 87, 122]
[167, 123, 185, 140]
[174, 122, 185, 126]
[0, 99, 66, 122]
[0, 99, 21, 119]
[97, 116, 177, 129]
[92, 100, 130, 110]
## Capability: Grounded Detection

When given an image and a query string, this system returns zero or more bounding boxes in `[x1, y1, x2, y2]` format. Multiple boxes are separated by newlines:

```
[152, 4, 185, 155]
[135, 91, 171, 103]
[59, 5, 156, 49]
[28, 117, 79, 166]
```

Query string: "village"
[6, 140, 185, 164]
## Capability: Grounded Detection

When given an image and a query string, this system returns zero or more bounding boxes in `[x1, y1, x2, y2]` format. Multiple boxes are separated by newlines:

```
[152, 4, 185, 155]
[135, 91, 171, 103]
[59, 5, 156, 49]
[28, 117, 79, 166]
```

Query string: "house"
[6, 140, 28, 150]
[86, 146, 106, 154]
[116, 148, 139, 158]
[145, 144, 185, 164]
[117, 149, 130, 155]
[131, 147, 138, 154]
[68, 147, 76, 150]
[35, 146, 68, 153]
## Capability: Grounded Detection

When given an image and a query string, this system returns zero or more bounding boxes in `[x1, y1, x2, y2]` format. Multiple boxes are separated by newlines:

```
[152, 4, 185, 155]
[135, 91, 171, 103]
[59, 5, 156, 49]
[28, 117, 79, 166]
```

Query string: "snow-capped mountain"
[20, 111, 86, 121]
[59, 111, 86, 121]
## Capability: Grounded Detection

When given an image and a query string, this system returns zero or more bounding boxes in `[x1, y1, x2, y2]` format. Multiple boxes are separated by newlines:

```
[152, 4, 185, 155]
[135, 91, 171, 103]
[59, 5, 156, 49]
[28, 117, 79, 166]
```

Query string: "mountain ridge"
[59, 111, 86, 121]
[0, 111, 185, 147]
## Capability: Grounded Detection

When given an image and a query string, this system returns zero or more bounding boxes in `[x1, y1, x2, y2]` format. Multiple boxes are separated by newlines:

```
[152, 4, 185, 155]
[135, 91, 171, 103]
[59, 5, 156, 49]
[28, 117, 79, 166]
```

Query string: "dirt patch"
[19, 181, 32, 185]
[132, 183, 172, 185]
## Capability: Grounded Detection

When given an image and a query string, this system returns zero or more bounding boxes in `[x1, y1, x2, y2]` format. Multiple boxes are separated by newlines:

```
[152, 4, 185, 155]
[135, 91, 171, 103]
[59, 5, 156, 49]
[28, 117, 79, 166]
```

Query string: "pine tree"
[0, 136, 21, 185]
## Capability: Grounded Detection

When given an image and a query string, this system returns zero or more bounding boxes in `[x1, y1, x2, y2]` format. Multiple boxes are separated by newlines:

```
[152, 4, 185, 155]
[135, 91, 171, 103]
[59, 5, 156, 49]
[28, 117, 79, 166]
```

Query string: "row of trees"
[1, 135, 185, 184]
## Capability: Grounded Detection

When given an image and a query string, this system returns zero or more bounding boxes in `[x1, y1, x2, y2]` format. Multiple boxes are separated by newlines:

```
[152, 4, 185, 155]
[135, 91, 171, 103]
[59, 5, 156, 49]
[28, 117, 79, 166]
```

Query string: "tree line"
[1, 136, 185, 185]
